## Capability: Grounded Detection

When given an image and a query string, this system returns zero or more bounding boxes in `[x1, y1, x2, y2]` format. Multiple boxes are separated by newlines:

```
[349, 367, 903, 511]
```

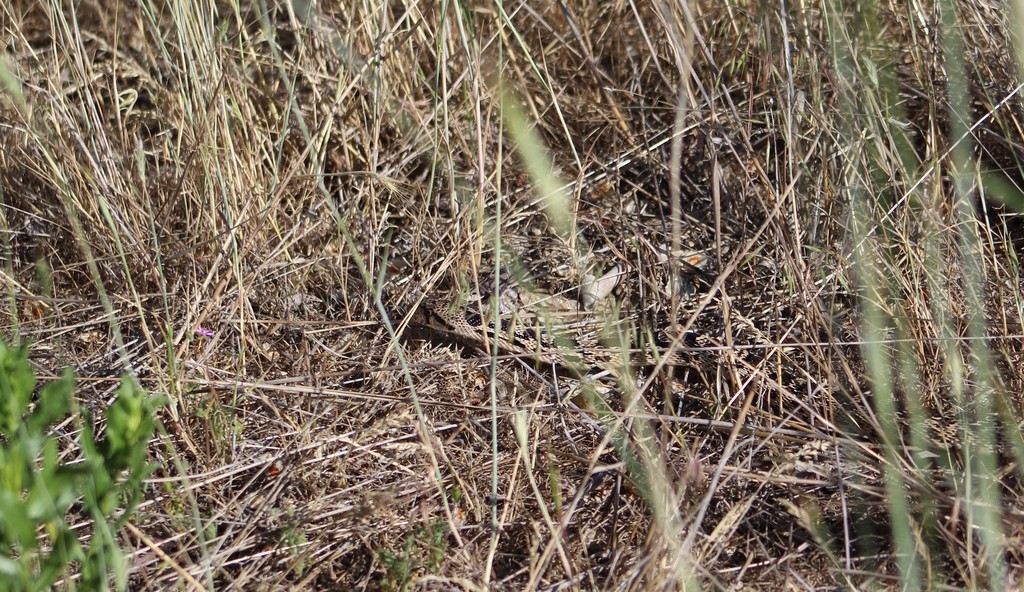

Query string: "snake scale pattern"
[416, 287, 701, 373]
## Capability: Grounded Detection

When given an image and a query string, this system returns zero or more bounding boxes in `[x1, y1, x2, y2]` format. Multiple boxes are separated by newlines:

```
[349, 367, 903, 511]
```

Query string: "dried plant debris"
[1, 0, 1024, 589]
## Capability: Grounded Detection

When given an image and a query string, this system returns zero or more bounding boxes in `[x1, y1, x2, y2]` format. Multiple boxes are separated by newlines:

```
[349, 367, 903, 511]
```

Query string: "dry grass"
[2, 0, 1024, 589]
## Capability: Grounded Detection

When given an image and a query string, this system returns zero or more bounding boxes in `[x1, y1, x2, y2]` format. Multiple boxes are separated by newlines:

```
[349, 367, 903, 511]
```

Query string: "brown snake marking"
[417, 292, 702, 372]
[403, 251, 726, 372]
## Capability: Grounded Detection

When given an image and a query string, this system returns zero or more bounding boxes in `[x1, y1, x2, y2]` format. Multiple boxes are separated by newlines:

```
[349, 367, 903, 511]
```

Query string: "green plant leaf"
[0, 443, 30, 499]
[0, 491, 33, 550]
[35, 521, 81, 592]
[26, 368, 74, 434]
[0, 554, 22, 580]
[0, 338, 160, 588]
[0, 342, 34, 437]
[99, 376, 156, 475]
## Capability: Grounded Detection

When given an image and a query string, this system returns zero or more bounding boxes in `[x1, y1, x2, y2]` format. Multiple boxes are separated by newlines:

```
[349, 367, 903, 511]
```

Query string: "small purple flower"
[194, 327, 215, 338]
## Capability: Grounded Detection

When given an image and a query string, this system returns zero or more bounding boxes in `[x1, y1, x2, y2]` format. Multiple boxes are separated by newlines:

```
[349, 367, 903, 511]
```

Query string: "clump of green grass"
[376, 519, 449, 592]
[0, 340, 160, 591]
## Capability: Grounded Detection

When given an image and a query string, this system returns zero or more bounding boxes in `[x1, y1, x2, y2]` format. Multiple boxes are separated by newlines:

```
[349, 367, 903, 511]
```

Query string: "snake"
[414, 288, 702, 373]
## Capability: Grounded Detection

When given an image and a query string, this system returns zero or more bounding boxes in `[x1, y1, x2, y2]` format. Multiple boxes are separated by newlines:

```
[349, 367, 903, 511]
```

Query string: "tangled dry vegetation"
[2, 0, 1024, 589]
